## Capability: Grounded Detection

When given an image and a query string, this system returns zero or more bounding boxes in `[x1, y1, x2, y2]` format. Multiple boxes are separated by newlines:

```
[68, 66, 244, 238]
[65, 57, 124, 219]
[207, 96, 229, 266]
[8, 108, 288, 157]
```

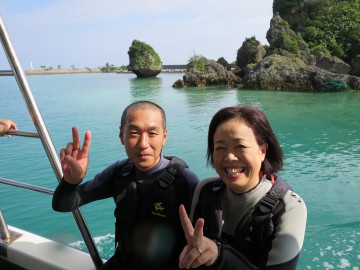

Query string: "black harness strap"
[159, 156, 187, 188]
[113, 156, 188, 257]
[255, 176, 291, 225]
[196, 175, 291, 268]
[234, 176, 291, 267]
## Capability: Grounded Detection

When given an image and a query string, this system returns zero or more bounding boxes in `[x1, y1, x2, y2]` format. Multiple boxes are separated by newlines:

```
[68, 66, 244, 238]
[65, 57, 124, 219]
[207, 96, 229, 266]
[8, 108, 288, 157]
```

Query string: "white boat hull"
[1, 226, 99, 270]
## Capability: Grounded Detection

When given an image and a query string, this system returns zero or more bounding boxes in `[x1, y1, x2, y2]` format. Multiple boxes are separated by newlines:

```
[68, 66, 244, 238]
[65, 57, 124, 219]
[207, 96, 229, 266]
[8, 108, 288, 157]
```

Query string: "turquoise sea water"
[0, 73, 359, 269]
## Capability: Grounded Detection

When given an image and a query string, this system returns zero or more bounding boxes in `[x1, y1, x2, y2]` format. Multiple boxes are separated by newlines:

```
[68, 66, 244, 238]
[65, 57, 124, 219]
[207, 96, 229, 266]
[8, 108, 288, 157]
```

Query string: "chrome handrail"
[5, 130, 40, 138]
[0, 177, 54, 195]
[0, 15, 103, 269]
[0, 209, 11, 240]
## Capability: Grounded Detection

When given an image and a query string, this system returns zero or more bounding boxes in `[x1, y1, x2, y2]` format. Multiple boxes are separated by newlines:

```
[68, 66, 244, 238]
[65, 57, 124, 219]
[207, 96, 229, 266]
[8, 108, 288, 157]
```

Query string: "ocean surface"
[0, 73, 359, 269]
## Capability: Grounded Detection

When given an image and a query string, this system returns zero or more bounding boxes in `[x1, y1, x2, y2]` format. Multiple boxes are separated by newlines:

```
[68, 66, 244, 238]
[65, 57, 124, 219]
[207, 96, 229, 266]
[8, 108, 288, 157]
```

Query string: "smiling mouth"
[138, 154, 151, 159]
[225, 167, 246, 176]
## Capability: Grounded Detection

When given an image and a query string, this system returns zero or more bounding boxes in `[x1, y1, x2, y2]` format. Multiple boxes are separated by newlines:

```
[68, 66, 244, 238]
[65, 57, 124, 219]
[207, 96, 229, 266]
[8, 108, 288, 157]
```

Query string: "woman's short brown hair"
[207, 105, 283, 176]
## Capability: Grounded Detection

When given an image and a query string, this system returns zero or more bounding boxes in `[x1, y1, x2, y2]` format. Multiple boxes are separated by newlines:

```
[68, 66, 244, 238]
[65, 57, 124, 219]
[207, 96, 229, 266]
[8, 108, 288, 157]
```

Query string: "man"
[52, 101, 199, 270]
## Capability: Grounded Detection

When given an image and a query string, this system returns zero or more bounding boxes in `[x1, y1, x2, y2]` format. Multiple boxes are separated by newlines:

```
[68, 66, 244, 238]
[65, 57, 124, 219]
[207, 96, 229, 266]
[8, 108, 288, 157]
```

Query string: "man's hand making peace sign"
[60, 127, 91, 184]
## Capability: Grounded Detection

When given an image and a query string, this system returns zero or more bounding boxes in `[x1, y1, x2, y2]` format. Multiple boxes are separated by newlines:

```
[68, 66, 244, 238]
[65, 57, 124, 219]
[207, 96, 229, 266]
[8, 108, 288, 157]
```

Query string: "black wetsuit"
[52, 155, 199, 270]
[190, 176, 307, 270]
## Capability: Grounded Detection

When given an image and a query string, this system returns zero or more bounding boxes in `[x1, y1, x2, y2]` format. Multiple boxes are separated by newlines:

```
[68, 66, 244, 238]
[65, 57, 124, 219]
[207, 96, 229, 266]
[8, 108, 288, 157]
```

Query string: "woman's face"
[213, 118, 267, 193]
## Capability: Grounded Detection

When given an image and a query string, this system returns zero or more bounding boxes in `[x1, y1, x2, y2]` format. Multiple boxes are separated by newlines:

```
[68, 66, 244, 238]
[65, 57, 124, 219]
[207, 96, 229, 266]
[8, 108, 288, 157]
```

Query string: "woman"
[179, 105, 307, 269]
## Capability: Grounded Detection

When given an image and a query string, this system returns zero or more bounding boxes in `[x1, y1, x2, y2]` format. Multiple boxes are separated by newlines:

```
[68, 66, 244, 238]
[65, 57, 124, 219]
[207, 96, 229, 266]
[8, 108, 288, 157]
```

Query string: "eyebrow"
[214, 138, 247, 144]
[126, 124, 162, 131]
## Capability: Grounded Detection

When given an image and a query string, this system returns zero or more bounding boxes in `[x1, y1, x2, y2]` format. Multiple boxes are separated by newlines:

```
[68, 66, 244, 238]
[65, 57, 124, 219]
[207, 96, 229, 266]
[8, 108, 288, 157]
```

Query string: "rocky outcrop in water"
[240, 15, 360, 91]
[173, 10, 360, 91]
[315, 52, 351, 75]
[172, 56, 240, 88]
[128, 40, 162, 78]
[236, 36, 266, 77]
[243, 54, 360, 91]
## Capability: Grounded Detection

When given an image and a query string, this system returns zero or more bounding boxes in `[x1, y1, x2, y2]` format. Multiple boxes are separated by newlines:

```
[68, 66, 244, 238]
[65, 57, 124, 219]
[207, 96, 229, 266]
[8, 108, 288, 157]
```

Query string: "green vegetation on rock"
[128, 40, 162, 77]
[273, 0, 360, 63]
[187, 55, 207, 72]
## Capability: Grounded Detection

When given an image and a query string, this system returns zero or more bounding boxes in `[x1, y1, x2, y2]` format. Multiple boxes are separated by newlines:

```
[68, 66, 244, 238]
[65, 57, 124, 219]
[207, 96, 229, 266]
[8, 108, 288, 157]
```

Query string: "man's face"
[120, 109, 167, 172]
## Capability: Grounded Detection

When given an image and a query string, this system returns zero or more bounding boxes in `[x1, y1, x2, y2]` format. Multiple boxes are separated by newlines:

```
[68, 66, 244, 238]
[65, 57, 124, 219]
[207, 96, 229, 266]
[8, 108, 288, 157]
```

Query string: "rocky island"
[173, 0, 360, 91]
[128, 40, 162, 78]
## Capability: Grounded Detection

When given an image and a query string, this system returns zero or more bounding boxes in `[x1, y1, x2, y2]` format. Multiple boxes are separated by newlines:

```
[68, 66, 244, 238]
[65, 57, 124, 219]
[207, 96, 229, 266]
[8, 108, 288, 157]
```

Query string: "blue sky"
[0, 0, 273, 70]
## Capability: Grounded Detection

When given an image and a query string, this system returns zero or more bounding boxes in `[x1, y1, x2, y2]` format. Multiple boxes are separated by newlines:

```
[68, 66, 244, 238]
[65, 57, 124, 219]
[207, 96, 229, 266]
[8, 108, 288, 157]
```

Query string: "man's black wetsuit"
[53, 155, 199, 270]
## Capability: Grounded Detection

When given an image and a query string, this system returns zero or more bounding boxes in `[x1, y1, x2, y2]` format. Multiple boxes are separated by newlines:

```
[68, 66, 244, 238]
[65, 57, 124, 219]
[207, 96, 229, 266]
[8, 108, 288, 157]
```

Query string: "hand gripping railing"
[0, 14, 103, 269]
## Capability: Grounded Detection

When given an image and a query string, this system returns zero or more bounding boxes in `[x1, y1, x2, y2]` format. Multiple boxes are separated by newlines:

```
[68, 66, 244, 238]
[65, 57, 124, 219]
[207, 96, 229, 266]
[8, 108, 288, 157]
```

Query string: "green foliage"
[128, 40, 162, 70]
[312, 44, 331, 57]
[188, 55, 207, 72]
[275, 34, 300, 54]
[274, 0, 360, 62]
[332, 44, 346, 58]
[57, 65, 62, 69]
[292, 0, 360, 62]
[273, 0, 301, 15]
[245, 36, 260, 46]
[100, 62, 121, 72]
[40, 65, 53, 71]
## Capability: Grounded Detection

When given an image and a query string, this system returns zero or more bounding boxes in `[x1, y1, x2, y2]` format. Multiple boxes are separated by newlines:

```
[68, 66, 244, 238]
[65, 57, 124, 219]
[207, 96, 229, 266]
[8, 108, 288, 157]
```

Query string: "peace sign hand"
[60, 127, 91, 184]
[179, 204, 219, 269]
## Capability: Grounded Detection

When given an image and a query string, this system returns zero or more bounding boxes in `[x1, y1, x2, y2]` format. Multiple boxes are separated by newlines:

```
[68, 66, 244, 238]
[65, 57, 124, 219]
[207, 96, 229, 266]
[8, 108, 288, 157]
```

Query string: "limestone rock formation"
[172, 56, 240, 88]
[172, 79, 185, 88]
[128, 40, 162, 78]
[239, 13, 360, 91]
[266, 14, 314, 65]
[236, 36, 266, 73]
[217, 57, 231, 71]
[243, 54, 360, 91]
[315, 52, 350, 75]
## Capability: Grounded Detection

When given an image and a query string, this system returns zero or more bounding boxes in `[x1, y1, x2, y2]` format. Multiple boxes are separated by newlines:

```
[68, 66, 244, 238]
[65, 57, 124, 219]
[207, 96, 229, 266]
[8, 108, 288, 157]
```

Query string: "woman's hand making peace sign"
[178, 204, 219, 269]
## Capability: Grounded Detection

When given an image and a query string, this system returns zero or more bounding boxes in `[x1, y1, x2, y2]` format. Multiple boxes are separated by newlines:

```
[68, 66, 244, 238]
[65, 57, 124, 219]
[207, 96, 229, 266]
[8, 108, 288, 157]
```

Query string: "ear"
[162, 128, 168, 147]
[119, 128, 125, 145]
[259, 143, 267, 162]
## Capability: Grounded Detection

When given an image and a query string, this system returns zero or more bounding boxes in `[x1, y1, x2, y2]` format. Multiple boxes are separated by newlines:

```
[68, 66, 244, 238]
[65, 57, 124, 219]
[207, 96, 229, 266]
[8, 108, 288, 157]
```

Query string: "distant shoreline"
[0, 67, 186, 76]
[25, 68, 102, 75]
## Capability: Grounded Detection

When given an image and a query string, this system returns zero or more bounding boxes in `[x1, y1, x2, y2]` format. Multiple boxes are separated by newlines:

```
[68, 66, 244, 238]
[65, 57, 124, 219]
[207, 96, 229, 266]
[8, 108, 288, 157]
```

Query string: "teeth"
[227, 168, 243, 174]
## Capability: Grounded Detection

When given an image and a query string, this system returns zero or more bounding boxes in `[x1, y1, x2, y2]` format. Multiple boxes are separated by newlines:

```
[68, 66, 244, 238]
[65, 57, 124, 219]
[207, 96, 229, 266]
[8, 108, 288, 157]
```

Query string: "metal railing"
[0, 209, 11, 241]
[0, 14, 103, 269]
